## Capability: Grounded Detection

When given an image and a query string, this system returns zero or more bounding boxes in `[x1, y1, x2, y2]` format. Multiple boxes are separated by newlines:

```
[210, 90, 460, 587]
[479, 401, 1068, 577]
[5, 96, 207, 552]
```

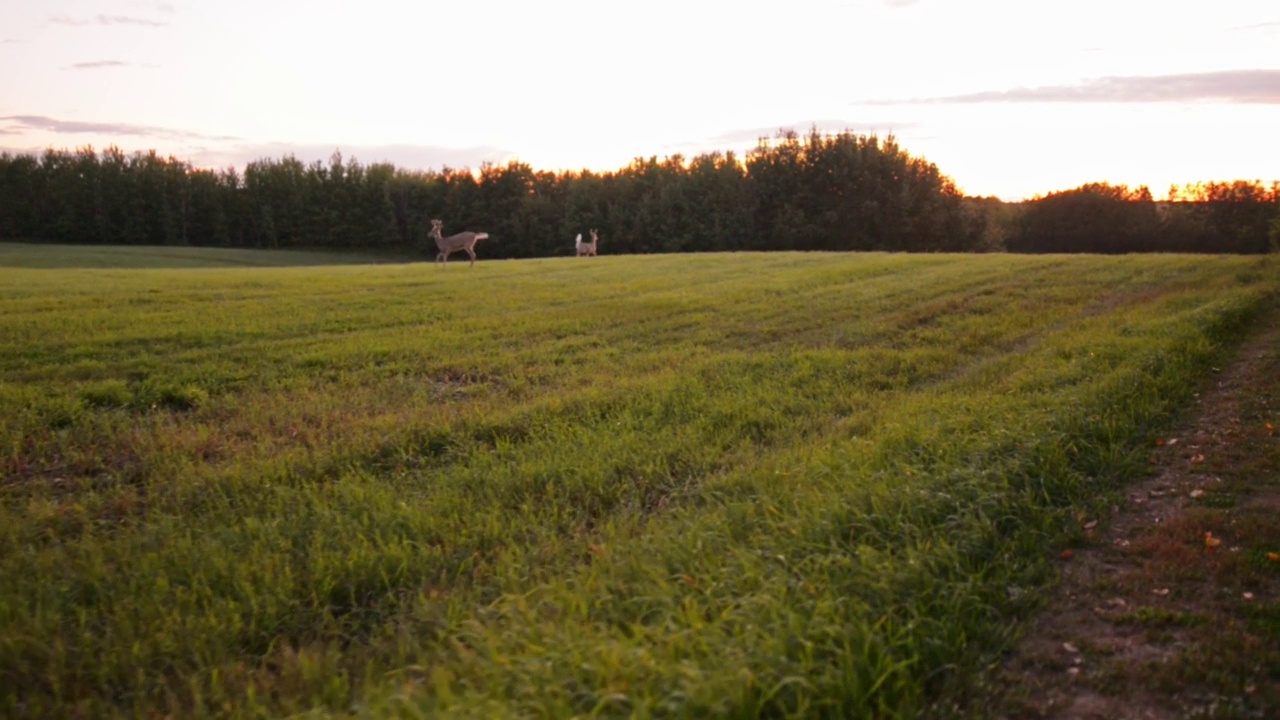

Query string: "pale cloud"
[67, 60, 154, 70]
[1228, 20, 1280, 32]
[868, 70, 1280, 105]
[835, 0, 922, 6]
[49, 14, 168, 28]
[0, 115, 238, 142]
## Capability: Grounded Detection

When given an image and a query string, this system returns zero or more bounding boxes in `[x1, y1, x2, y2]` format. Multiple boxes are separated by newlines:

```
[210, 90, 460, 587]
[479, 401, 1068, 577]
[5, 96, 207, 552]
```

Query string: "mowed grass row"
[0, 247, 1276, 718]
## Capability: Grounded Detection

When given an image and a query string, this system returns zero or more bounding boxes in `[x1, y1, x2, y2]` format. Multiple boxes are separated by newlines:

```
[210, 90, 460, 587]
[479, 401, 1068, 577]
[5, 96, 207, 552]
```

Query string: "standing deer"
[429, 219, 488, 267]
[575, 228, 599, 257]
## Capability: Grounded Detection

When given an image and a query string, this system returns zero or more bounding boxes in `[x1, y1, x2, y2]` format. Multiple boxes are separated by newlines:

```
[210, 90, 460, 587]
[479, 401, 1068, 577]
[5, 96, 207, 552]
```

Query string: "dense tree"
[1007, 181, 1278, 254]
[745, 129, 979, 252]
[685, 151, 753, 252]
[1009, 183, 1161, 253]
[1166, 181, 1278, 254]
[0, 153, 40, 238]
[7, 138, 1270, 256]
[1271, 201, 1280, 253]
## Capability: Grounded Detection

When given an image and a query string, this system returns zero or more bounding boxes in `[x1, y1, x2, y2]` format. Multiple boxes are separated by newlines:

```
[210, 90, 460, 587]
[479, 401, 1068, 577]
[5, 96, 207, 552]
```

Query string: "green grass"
[1, 247, 1277, 718]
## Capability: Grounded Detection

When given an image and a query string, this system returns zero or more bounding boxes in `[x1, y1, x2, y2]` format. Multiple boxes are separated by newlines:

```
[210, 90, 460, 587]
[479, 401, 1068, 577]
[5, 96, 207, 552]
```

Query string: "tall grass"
[0, 249, 1275, 718]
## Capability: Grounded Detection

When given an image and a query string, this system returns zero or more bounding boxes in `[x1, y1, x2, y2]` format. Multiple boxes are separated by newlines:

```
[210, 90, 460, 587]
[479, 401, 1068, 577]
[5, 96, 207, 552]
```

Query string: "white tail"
[429, 219, 487, 268]
[576, 228, 599, 257]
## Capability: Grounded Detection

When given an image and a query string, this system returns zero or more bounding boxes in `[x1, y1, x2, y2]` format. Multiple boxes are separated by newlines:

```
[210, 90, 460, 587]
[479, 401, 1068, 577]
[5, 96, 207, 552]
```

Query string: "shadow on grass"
[0, 242, 417, 269]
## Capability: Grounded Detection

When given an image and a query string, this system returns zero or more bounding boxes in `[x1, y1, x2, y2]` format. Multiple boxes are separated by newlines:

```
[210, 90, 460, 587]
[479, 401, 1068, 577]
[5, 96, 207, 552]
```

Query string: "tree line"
[1, 133, 1275, 255]
[994, 181, 1280, 254]
[0, 130, 982, 256]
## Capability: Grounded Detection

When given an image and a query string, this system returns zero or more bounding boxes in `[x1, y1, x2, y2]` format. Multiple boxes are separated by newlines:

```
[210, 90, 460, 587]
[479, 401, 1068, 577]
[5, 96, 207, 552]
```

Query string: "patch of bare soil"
[993, 312, 1280, 720]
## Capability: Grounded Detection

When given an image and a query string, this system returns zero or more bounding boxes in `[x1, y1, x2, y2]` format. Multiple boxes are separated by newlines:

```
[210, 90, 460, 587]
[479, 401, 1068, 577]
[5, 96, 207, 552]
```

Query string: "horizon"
[2, 1, 1278, 202]
[5, 136, 1277, 204]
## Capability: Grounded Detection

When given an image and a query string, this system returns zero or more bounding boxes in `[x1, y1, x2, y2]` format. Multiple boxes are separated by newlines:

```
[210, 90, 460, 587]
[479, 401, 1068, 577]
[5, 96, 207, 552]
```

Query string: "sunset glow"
[2, 0, 1277, 200]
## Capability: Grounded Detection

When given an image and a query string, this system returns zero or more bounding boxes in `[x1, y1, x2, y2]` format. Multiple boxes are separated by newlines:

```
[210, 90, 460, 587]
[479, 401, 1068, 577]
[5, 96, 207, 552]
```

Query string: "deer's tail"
[475, 233, 489, 241]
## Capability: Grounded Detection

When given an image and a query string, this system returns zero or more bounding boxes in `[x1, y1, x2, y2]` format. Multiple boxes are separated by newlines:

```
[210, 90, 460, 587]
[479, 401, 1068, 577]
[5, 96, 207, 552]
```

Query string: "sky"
[1, 0, 1277, 200]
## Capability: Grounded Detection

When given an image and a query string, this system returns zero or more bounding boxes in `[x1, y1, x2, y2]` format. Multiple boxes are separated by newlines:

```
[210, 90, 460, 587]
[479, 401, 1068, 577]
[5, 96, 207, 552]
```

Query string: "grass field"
[1, 244, 1276, 718]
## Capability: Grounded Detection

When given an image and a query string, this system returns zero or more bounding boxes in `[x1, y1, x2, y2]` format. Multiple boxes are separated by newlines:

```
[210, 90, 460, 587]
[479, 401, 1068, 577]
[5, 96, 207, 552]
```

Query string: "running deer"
[575, 228, 599, 257]
[429, 219, 488, 267]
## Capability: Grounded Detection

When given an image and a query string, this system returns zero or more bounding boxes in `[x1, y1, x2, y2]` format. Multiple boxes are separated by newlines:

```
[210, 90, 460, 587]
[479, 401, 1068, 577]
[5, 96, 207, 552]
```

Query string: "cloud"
[67, 60, 153, 70]
[0, 115, 239, 142]
[833, 1, 921, 8]
[49, 14, 168, 27]
[867, 70, 1280, 105]
[1228, 20, 1280, 33]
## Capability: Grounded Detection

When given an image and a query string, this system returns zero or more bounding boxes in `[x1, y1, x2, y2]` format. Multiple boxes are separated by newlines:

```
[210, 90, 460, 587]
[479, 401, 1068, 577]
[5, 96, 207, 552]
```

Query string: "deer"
[575, 228, 599, 257]
[429, 219, 488, 267]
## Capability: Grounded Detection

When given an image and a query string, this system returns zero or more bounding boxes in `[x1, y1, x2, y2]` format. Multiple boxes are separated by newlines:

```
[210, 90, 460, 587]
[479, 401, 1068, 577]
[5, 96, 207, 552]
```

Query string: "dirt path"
[993, 311, 1280, 719]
